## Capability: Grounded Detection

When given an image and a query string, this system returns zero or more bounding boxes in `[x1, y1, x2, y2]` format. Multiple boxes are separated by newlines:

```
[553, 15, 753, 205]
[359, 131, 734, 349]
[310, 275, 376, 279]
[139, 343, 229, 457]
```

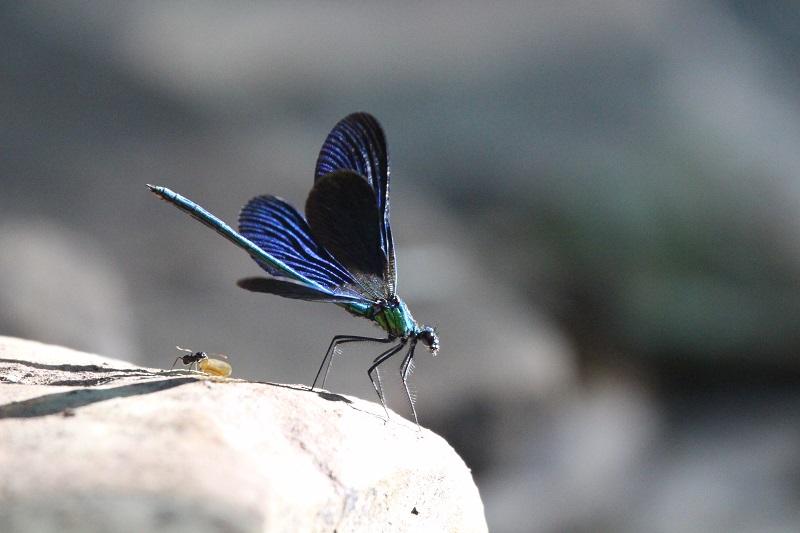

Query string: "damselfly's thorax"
[372, 296, 416, 338]
[371, 297, 439, 354]
[375, 294, 400, 308]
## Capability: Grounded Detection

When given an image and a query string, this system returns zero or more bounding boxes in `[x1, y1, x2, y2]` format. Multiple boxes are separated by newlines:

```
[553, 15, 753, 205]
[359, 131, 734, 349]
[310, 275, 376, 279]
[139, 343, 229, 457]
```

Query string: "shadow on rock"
[261, 381, 354, 404]
[0, 378, 196, 419]
[0, 358, 147, 374]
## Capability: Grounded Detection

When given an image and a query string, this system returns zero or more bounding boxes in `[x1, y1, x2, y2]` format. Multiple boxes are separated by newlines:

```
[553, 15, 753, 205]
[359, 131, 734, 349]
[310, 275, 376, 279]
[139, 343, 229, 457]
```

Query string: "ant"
[171, 346, 232, 377]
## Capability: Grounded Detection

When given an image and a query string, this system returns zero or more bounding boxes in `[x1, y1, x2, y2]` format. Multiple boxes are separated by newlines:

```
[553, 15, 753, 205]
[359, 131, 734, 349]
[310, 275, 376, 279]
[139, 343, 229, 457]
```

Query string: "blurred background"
[3, 1, 800, 531]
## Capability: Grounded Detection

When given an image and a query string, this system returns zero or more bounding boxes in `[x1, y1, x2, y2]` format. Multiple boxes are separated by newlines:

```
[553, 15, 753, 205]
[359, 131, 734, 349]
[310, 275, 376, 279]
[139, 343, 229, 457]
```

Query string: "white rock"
[0, 336, 487, 533]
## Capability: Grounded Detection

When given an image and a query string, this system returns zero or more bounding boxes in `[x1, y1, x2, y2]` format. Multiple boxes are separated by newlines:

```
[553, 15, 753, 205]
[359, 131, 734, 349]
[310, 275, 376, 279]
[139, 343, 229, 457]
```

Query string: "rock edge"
[0, 336, 487, 533]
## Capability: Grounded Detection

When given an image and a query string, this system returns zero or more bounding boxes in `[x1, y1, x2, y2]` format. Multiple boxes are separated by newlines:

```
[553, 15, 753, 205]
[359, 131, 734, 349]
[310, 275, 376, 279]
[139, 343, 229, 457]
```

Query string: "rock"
[0, 336, 487, 533]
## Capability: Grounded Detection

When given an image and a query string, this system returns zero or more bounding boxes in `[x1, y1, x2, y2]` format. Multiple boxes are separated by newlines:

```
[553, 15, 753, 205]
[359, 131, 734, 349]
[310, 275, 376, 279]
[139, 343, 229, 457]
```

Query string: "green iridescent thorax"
[372, 298, 418, 338]
[341, 298, 419, 338]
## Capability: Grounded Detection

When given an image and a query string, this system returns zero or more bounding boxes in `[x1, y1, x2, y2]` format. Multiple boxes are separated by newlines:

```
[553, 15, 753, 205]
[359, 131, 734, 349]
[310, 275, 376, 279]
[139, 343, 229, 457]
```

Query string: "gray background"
[3, 2, 800, 532]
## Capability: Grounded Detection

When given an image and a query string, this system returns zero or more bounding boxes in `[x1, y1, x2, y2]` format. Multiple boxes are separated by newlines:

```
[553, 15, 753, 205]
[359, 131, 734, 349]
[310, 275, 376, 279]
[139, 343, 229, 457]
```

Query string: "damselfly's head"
[418, 326, 439, 356]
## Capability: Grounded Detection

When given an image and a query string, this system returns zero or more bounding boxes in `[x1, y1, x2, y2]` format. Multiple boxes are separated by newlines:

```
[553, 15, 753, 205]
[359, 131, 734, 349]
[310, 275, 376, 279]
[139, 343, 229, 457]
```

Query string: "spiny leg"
[367, 340, 407, 420]
[372, 363, 384, 411]
[312, 335, 393, 390]
[399, 339, 420, 429]
[370, 351, 388, 415]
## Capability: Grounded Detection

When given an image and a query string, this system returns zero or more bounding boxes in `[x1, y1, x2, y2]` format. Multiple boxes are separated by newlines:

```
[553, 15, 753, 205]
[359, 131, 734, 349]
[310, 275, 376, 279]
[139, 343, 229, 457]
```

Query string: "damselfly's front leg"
[399, 339, 420, 429]
[312, 335, 394, 390]
[367, 340, 408, 420]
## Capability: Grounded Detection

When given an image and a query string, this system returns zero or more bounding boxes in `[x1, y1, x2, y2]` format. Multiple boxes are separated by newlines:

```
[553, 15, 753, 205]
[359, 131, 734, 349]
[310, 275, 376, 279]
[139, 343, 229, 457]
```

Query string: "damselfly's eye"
[419, 327, 440, 356]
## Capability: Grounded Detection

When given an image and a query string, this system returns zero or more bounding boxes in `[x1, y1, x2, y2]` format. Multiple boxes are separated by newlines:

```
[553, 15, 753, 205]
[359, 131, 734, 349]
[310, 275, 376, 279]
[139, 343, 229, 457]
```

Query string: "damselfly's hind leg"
[367, 340, 407, 420]
[312, 335, 393, 390]
[399, 339, 420, 429]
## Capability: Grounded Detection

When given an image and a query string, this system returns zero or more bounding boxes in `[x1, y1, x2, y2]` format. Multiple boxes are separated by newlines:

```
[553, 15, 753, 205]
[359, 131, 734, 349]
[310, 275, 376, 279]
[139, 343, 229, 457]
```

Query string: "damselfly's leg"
[370, 352, 388, 415]
[312, 335, 393, 390]
[372, 362, 384, 411]
[367, 340, 407, 420]
[399, 339, 420, 429]
[170, 357, 183, 370]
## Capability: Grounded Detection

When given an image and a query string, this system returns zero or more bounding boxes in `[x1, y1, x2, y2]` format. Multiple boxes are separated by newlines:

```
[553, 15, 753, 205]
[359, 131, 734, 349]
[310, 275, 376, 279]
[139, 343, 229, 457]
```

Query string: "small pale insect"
[171, 346, 232, 377]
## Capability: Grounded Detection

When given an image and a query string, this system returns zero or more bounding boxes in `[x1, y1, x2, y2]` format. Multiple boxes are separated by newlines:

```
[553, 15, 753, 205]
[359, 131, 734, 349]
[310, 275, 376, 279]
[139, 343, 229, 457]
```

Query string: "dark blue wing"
[314, 112, 396, 294]
[237, 277, 367, 303]
[238, 195, 370, 301]
[315, 113, 388, 211]
[306, 170, 388, 300]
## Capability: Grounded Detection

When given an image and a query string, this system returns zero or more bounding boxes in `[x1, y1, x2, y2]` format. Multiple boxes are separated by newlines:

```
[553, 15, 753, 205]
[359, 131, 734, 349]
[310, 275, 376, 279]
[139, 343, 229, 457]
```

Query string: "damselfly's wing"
[314, 113, 396, 295]
[237, 277, 366, 303]
[306, 170, 389, 301]
[148, 185, 342, 293]
[238, 195, 369, 302]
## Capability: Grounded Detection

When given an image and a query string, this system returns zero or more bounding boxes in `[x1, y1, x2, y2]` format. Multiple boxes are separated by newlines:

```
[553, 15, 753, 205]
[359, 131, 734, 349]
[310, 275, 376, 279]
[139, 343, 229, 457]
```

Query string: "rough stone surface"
[0, 336, 487, 533]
